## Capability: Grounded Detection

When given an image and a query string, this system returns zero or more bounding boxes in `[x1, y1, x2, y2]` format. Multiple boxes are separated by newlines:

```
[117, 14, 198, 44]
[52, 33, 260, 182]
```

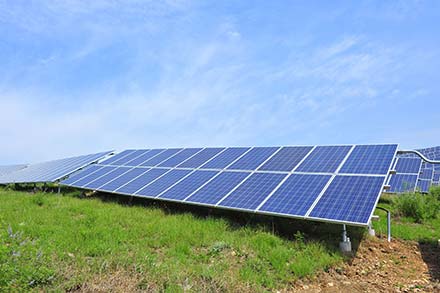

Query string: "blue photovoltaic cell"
[61, 165, 102, 185]
[388, 174, 418, 193]
[259, 174, 331, 216]
[417, 180, 431, 193]
[434, 173, 440, 182]
[395, 158, 421, 174]
[258, 146, 313, 172]
[122, 149, 152, 166]
[136, 169, 192, 197]
[85, 167, 131, 189]
[98, 168, 149, 192]
[111, 150, 147, 166]
[100, 150, 135, 165]
[186, 171, 250, 205]
[159, 170, 219, 200]
[69, 166, 116, 187]
[158, 148, 202, 167]
[295, 146, 351, 173]
[124, 149, 165, 166]
[140, 149, 183, 167]
[227, 147, 279, 171]
[419, 168, 433, 180]
[339, 144, 397, 175]
[200, 147, 250, 169]
[116, 168, 169, 194]
[218, 173, 287, 210]
[309, 175, 386, 224]
[177, 148, 225, 168]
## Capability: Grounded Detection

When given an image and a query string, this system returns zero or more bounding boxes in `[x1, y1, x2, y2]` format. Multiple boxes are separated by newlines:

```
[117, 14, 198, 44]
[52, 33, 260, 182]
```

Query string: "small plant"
[394, 192, 440, 223]
[208, 241, 230, 255]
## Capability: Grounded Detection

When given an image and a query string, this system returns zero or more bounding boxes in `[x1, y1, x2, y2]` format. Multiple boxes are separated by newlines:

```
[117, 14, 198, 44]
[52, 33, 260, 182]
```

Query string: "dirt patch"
[292, 237, 440, 292]
[74, 270, 145, 293]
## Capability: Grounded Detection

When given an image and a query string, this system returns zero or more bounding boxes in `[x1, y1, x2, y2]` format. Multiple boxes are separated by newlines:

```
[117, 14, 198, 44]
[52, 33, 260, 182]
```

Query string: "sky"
[0, 0, 439, 164]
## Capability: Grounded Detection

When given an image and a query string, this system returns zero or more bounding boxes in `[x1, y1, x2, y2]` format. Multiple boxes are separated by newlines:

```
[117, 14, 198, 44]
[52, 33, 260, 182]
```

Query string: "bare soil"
[292, 236, 440, 293]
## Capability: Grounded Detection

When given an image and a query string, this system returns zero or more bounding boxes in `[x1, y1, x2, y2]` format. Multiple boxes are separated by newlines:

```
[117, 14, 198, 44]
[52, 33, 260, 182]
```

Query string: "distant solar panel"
[394, 158, 422, 174]
[0, 164, 27, 177]
[417, 180, 431, 193]
[61, 144, 397, 226]
[419, 168, 434, 180]
[386, 157, 422, 193]
[0, 151, 112, 184]
[388, 174, 419, 193]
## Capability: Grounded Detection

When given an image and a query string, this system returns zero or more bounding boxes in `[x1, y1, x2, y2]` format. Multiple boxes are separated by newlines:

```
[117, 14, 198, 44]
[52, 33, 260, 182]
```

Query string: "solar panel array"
[396, 146, 440, 193]
[0, 151, 112, 184]
[0, 164, 28, 177]
[386, 157, 422, 193]
[60, 145, 398, 226]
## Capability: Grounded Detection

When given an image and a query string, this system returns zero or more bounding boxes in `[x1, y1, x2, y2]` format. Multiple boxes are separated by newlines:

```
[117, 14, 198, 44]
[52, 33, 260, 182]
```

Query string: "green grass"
[0, 189, 342, 292]
[374, 190, 440, 242]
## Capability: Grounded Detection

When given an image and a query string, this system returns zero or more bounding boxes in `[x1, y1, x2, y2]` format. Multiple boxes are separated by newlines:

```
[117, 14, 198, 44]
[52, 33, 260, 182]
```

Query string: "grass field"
[0, 187, 438, 292]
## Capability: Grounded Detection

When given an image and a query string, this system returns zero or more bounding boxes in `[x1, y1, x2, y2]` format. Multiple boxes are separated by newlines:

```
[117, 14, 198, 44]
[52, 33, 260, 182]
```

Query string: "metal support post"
[339, 224, 352, 253]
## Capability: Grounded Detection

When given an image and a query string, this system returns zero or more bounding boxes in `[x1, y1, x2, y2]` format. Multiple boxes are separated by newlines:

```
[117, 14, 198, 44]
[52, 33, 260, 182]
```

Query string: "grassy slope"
[0, 190, 341, 292]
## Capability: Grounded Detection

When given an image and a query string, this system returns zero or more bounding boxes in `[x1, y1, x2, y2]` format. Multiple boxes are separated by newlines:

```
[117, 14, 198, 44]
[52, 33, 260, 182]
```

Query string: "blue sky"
[0, 0, 439, 164]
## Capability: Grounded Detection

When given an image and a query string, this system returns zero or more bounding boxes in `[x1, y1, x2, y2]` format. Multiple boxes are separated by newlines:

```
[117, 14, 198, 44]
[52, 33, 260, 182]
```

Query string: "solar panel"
[61, 165, 103, 185]
[113, 150, 150, 166]
[419, 168, 434, 180]
[140, 149, 183, 167]
[84, 167, 131, 189]
[158, 148, 202, 167]
[295, 146, 352, 173]
[258, 174, 331, 217]
[136, 169, 192, 197]
[386, 157, 422, 193]
[217, 173, 287, 210]
[309, 175, 386, 224]
[116, 168, 169, 194]
[60, 144, 397, 226]
[98, 168, 149, 192]
[227, 147, 279, 171]
[159, 170, 219, 200]
[177, 148, 225, 168]
[393, 158, 422, 174]
[69, 166, 116, 188]
[185, 171, 251, 205]
[388, 174, 419, 193]
[122, 149, 165, 166]
[0, 164, 27, 177]
[258, 146, 313, 172]
[200, 147, 250, 169]
[417, 180, 431, 193]
[339, 144, 397, 175]
[100, 150, 135, 165]
[0, 151, 112, 184]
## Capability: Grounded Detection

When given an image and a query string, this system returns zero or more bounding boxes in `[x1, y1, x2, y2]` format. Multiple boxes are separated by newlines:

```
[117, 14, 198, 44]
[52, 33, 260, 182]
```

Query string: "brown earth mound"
[292, 237, 440, 292]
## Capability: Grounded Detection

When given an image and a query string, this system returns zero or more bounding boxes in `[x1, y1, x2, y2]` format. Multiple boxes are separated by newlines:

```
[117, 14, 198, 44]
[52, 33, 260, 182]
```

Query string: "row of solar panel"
[98, 145, 397, 175]
[62, 163, 386, 225]
[387, 157, 422, 193]
[0, 151, 112, 184]
[398, 146, 440, 192]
